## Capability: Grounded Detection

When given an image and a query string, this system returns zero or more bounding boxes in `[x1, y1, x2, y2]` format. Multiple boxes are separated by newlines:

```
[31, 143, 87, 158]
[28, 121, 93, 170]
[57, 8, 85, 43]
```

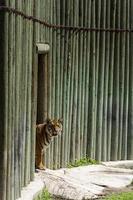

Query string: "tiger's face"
[46, 118, 63, 136]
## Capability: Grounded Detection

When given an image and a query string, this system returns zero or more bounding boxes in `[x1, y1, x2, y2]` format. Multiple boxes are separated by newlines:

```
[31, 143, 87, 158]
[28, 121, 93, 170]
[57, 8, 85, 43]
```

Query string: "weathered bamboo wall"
[0, 0, 34, 200]
[0, 0, 133, 200]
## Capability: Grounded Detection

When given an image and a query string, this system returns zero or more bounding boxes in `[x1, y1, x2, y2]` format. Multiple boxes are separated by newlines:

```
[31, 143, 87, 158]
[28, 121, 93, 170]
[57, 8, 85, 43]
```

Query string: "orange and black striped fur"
[35, 118, 63, 170]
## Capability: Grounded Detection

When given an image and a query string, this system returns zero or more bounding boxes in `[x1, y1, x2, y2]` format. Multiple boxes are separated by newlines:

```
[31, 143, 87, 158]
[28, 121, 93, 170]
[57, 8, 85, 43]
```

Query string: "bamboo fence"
[0, 0, 133, 200]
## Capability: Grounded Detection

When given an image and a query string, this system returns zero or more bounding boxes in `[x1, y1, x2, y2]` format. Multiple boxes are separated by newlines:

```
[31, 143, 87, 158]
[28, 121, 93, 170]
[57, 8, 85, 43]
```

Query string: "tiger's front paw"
[36, 163, 46, 170]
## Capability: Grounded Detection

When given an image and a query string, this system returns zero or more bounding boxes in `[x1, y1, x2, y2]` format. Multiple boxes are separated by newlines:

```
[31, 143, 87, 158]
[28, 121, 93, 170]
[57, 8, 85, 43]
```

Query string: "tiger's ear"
[58, 118, 63, 124]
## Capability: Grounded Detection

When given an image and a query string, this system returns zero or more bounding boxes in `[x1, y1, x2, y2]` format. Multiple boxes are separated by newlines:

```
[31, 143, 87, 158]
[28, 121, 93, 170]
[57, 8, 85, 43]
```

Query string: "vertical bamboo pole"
[21, 0, 29, 186]
[55, 0, 61, 168]
[64, 0, 71, 166]
[0, 0, 8, 199]
[29, 0, 34, 180]
[84, 0, 91, 158]
[52, 0, 57, 169]
[81, 0, 87, 158]
[4, 1, 9, 198]
[118, 0, 126, 160]
[95, 0, 102, 161]
[61, 0, 69, 166]
[66, 41, 71, 165]
[60, 0, 65, 167]
[102, 0, 110, 161]
[31, 0, 37, 173]
[68, 0, 75, 165]
[30, 0, 36, 181]
[106, 1, 111, 161]
[97, 0, 106, 161]
[48, 0, 54, 169]
[111, 0, 120, 161]
[87, 0, 96, 159]
[11, 14, 15, 198]
[107, 0, 116, 161]
[95, 0, 101, 160]
[48, 0, 53, 169]
[128, 0, 133, 160]
[122, 0, 130, 160]
[44, 0, 50, 168]
[18, 0, 23, 193]
[70, 0, 79, 163]
[21, 0, 26, 188]
[25, 0, 31, 185]
[76, 0, 83, 160]
[28, 0, 33, 181]
[7, 0, 15, 199]
[14, 0, 22, 197]
[49, 0, 54, 169]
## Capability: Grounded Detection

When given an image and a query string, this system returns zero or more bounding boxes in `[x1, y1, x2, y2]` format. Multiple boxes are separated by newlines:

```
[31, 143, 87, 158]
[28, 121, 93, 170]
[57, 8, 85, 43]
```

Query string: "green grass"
[67, 157, 99, 168]
[101, 192, 133, 200]
[35, 189, 52, 200]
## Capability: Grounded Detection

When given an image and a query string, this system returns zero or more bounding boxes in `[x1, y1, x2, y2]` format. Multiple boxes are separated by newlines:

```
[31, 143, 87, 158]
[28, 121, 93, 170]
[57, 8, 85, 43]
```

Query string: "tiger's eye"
[48, 127, 51, 131]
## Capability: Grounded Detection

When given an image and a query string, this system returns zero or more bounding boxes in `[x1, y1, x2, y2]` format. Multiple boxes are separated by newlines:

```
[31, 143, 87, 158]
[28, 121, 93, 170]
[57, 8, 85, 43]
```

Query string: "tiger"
[35, 118, 63, 170]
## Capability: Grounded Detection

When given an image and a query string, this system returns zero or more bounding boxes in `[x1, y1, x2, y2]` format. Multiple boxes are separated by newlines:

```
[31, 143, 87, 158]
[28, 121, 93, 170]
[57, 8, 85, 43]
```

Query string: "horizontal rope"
[0, 5, 133, 33]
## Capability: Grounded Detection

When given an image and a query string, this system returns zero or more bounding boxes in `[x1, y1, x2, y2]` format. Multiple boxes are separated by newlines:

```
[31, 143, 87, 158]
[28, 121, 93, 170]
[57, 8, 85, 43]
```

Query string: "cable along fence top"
[0, 5, 132, 33]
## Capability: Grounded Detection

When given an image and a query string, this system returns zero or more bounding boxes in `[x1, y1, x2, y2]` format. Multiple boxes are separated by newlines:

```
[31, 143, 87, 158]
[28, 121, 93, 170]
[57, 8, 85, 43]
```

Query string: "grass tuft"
[67, 157, 99, 168]
[101, 192, 133, 200]
[35, 189, 52, 200]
